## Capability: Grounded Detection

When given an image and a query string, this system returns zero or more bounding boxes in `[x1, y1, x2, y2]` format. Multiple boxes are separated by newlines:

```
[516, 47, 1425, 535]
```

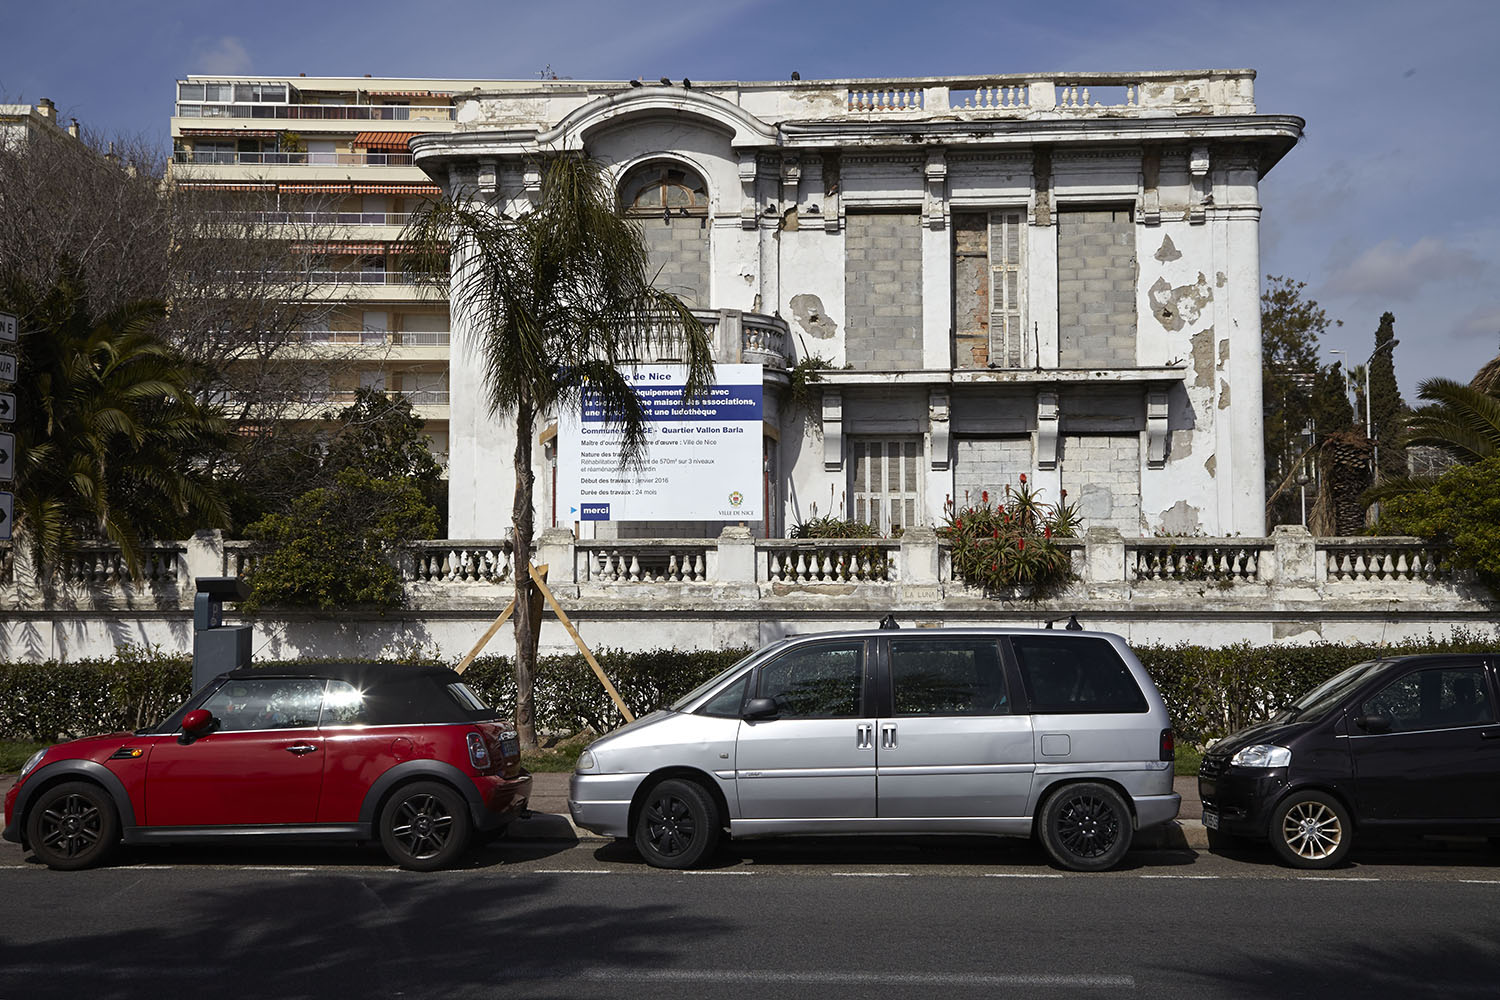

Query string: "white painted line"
[983, 872, 1064, 879]
[1459, 879, 1500, 884]
[1140, 874, 1221, 879]
[831, 871, 911, 877]
[533, 868, 612, 874]
[681, 869, 757, 875]
[572, 969, 1133, 988]
[241, 866, 321, 871]
[1300, 876, 1379, 882]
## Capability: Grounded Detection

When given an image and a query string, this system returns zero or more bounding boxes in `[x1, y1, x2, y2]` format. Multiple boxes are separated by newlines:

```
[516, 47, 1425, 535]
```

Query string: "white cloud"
[1453, 303, 1500, 342]
[191, 36, 252, 76]
[1323, 237, 1485, 300]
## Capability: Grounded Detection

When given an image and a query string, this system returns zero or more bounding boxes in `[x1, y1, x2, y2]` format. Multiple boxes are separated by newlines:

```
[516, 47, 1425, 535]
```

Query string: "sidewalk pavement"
[1, 771, 1209, 851]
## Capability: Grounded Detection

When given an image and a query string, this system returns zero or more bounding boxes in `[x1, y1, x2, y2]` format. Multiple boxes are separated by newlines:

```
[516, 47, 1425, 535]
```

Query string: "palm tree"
[3, 268, 227, 581]
[1364, 368, 1500, 510]
[405, 155, 715, 748]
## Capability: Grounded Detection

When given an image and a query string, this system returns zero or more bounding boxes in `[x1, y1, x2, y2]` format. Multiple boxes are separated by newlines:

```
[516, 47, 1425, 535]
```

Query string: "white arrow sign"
[0, 392, 12, 424]
[0, 491, 10, 540]
[0, 431, 12, 482]
[0, 312, 15, 343]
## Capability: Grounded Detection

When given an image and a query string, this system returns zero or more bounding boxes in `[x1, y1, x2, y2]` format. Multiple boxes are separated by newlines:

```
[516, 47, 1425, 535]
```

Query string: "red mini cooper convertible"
[4, 663, 531, 871]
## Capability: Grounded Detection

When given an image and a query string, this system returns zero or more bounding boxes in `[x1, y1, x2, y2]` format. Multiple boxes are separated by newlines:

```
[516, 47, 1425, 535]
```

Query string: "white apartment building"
[170, 70, 1301, 542]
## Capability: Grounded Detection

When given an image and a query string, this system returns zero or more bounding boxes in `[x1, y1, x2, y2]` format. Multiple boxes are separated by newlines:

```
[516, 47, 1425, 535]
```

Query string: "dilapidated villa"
[413, 70, 1302, 541]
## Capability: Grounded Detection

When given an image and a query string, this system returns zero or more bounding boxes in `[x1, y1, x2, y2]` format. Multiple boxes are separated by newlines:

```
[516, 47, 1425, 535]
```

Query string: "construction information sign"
[559, 364, 762, 522]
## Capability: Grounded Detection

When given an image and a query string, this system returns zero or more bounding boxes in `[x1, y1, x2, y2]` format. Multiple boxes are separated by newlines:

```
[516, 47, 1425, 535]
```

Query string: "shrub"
[941, 475, 1080, 596]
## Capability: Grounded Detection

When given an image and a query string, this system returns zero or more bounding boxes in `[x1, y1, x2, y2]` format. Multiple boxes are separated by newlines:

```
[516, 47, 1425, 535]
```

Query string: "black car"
[1198, 653, 1500, 868]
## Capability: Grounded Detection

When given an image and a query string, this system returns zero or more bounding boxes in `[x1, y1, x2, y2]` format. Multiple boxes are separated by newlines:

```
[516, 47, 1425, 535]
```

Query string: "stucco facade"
[411, 72, 1301, 541]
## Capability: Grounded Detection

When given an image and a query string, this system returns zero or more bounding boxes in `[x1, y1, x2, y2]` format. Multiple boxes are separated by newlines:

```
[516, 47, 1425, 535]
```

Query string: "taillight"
[1160, 728, 1176, 762]
[466, 731, 492, 770]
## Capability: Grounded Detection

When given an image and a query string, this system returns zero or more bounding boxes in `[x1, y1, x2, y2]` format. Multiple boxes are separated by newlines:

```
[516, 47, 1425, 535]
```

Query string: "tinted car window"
[699, 674, 749, 718]
[320, 679, 369, 726]
[757, 643, 864, 718]
[1360, 666, 1494, 732]
[1010, 636, 1147, 714]
[203, 678, 326, 731]
[890, 638, 1008, 716]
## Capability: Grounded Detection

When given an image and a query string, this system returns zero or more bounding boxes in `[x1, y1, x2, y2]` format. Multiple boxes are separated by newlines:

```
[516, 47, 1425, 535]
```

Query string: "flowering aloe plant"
[940, 475, 1082, 595]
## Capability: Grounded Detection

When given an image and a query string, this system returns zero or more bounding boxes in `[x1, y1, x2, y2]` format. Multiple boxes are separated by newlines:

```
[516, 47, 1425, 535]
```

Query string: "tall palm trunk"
[511, 400, 539, 749]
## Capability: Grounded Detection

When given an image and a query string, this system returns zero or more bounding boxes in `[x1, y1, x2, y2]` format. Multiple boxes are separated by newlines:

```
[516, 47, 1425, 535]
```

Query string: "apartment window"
[953, 211, 1026, 369]
[619, 161, 710, 307]
[1057, 207, 1136, 367]
[851, 438, 921, 535]
[232, 84, 286, 103]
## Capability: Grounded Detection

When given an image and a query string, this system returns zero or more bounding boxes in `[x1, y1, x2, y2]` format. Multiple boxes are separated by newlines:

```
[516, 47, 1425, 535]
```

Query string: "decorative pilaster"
[822, 389, 843, 471]
[929, 389, 950, 470]
[1189, 145, 1211, 224]
[1139, 147, 1161, 226]
[924, 150, 947, 230]
[1036, 390, 1060, 469]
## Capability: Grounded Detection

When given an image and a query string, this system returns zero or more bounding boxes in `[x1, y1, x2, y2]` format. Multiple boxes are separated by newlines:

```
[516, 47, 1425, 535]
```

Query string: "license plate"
[1202, 809, 1219, 831]
[500, 737, 520, 757]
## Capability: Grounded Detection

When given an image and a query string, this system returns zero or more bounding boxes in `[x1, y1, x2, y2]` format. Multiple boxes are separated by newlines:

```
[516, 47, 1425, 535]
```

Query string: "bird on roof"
[630, 79, 643, 87]
[683, 78, 692, 88]
[660, 76, 671, 85]
[791, 71, 800, 80]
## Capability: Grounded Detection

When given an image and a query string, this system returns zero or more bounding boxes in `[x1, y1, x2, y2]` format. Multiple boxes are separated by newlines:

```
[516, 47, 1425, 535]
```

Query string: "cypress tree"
[1369, 312, 1406, 481]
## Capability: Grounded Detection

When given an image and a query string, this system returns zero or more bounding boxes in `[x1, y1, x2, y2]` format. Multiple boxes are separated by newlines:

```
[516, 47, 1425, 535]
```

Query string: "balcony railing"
[244, 269, 439, 286]
[175, 151, 415, 167]
[177, 103, 454, 121]
[293, 329, 449, 347]
[212, 211, 418, 227]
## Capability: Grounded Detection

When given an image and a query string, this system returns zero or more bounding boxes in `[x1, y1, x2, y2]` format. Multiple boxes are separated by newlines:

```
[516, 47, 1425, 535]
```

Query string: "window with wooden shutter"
[989, 211, 1027, 369]
[851, 438, 922, 534]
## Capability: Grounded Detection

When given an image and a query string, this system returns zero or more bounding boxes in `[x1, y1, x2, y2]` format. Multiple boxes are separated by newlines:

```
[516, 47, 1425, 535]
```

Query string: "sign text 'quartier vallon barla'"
[559, 364, 763, 522]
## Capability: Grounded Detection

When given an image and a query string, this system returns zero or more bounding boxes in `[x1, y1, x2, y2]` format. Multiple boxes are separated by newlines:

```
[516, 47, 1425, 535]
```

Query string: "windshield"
[1273, 659, 1395, 723]
[668, 646, 773, 712]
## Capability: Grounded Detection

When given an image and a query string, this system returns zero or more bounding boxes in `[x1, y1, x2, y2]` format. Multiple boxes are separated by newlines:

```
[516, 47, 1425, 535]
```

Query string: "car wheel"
[1269, 791, 1351, 869]
[1038, 782, 1132, 872]
[25, 781, 120, 871]
[379, 781, 472, 872]
[634, 778, 720, 870]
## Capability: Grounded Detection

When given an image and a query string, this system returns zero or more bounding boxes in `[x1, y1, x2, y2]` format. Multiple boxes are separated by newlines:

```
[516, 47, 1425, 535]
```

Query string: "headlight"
[575, 750, 596, 773]
[1230, 744, 1291, 768]
[18, 748, 47, 781]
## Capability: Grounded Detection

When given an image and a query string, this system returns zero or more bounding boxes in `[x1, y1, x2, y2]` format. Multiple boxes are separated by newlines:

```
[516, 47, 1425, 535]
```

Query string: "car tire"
[25, 781, 120, 871]
[379, 781, 473, 871]
[1269, 790, 1352, 869]
[634, 778, 720, 870]
[1038, 782, 1133, 872]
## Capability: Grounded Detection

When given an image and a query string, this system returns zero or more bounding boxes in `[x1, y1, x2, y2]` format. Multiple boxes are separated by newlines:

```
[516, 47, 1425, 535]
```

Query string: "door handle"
[856, 724, 873, 750]
[881, 724, 897, 750]
[284, 744, 319, 755]
[1482, 730, 1500, 740]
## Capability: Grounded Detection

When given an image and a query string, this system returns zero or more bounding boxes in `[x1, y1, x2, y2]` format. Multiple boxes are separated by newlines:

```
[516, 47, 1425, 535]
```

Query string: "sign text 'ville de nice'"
[559, 364, 763, 522]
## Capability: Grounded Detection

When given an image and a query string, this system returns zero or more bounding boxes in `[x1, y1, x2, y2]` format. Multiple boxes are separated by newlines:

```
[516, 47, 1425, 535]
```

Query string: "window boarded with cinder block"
[1057, 208, 1136, 368]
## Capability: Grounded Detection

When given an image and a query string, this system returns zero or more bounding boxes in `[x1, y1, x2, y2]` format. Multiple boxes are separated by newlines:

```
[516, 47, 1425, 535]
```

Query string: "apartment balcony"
[290, 329, 450, 361]
[175, 151, 416, 167]
[248, 269, 444, 302]
[692, 309, 790, 369]
[205, 210, 416, 241]
[175, 103, 456, 122]
[171, 155, 425, 184]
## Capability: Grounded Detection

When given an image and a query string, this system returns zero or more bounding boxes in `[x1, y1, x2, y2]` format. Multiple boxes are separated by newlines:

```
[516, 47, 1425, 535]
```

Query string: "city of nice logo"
[728, 491, 744, 507]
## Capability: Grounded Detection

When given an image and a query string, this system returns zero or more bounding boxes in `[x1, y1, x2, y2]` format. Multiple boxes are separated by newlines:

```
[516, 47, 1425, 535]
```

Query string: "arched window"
[619, 162, 709, 217]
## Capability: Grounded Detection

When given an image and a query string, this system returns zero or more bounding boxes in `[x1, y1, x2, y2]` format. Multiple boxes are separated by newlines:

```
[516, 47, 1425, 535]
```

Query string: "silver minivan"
[569, 628, 1180, 871]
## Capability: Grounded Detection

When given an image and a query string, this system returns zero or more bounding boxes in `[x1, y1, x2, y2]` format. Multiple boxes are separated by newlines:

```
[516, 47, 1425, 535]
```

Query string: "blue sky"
[5, 0, 1498, 399]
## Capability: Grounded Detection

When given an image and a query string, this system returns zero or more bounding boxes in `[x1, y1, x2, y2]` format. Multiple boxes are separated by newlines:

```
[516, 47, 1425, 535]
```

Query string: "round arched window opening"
[620, 162, 709, 218]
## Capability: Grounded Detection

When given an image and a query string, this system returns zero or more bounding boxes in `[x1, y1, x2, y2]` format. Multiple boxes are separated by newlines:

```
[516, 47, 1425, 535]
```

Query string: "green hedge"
[3, 635, 1496, 747]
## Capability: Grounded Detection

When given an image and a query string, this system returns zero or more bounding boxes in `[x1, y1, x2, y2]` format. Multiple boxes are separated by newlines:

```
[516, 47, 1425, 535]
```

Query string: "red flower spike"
[1044, 526, 1053, 539]
[1018, 539, 1026, 550]
[981, 490, 989, 504]
[990, 562, 998, 571]
[1019, 473, 1027, 484]
[1060, 489, 1067, 498]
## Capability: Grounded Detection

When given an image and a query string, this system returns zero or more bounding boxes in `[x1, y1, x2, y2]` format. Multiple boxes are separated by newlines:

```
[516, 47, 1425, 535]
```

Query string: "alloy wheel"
[643, 792, 697, 858]
[1054, 792, 1121, 859]
[37, 792, 105, 860]
[389, 792, 455, 860]
[1281, 800, 1343, 861]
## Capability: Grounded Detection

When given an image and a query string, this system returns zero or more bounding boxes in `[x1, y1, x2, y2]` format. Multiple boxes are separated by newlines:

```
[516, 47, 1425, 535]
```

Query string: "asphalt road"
[3, 835, 1499, 1000]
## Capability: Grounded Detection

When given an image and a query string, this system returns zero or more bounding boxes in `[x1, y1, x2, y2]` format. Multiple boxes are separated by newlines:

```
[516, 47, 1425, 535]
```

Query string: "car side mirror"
[179, 709, 218, 744]
[1355, 714, 1391, 734]
[743, 698, 778, 722]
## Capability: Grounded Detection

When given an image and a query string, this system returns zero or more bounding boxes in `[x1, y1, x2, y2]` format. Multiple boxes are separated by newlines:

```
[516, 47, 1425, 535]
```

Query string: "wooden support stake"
[453, 601, 514, 675]
[528, 563, 635, 723]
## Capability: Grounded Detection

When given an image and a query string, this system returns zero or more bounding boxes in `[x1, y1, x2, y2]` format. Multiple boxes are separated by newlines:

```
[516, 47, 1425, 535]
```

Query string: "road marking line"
[533, 869, 611, 874]
[831, 872, 911, 877]
[983, 872, 1064, 878]
[1459, 879, 1500, 884]
[682, 870, 757, 875]
[1300, 876, 1379, 882]
[1140, 874, 1221, 879]
[240, 866, 321, 871]
[569, 969, 1133, 988]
